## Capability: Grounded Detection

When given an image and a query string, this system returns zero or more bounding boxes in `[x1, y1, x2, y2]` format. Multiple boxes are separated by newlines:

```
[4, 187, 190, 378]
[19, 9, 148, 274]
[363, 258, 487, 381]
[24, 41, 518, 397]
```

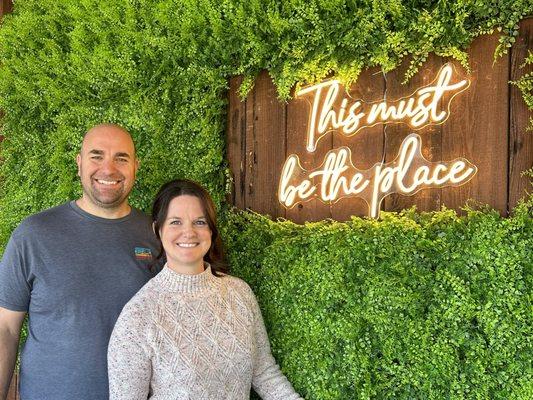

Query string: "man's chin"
[91, 192, 128, 209]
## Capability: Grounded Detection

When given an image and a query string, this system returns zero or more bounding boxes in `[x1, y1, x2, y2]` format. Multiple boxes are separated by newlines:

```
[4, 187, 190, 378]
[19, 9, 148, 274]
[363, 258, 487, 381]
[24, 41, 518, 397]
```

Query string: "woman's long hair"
[151, 179, 228, 276]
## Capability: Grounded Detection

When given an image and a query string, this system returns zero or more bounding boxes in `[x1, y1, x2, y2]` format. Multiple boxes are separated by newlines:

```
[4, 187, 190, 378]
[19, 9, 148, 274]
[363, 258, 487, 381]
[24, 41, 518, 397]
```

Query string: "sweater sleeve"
[249, 289, 304, 400]
[108, 300, 153, 400]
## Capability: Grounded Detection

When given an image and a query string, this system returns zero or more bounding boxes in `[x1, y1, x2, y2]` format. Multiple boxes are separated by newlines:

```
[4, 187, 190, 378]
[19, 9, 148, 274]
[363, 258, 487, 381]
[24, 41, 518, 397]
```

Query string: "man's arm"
[0, 307, 25, 400]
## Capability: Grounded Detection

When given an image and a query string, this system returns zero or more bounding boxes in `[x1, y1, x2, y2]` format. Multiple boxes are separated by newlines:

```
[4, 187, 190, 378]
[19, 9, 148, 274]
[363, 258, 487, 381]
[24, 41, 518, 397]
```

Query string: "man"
[0, 124, 160, 400]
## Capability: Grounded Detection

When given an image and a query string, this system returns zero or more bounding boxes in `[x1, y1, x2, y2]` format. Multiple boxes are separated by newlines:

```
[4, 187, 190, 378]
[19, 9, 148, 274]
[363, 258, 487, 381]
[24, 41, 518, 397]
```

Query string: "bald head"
[76, 123, 139, 218]
[81, 124, 136, 157]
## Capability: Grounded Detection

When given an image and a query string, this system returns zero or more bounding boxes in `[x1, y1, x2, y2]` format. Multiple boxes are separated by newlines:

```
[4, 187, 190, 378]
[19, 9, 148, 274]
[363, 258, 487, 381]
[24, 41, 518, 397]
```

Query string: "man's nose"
[100, 158, 119, 173]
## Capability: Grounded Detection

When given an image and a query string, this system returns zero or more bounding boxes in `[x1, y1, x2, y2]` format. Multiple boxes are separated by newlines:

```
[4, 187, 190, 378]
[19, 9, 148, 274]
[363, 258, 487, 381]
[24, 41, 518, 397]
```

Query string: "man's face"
[76, 126, 139, 212]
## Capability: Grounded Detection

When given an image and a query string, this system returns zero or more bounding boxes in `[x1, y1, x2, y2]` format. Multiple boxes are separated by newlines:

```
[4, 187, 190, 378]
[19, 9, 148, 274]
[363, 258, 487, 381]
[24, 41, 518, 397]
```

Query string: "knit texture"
[108, 265, 303, 400]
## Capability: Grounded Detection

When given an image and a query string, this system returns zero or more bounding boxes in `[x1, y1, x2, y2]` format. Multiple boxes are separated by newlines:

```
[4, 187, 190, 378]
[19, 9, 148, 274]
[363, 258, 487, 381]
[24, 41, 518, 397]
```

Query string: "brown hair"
[151, 179, 228, 276]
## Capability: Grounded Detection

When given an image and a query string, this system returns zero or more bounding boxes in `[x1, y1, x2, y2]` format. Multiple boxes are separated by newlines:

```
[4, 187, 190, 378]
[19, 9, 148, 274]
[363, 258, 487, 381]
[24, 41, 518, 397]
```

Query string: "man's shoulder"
[119, 277, 159, 318]
[129, 207, 152, 223]
[15, 202, 73, 235]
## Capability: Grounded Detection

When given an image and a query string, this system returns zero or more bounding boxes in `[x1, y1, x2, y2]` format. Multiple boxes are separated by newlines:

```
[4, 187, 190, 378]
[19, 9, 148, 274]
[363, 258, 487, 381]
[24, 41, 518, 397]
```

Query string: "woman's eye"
[169, 220, 181, 225]
[195, 220, 207, 226]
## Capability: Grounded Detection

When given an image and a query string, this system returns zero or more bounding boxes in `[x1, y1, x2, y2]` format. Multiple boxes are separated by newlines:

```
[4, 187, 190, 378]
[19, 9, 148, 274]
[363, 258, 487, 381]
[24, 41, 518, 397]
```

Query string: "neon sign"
[279, 133, 477, 218]
[278, 63, 477, 219]
[297, 64, 469, 152]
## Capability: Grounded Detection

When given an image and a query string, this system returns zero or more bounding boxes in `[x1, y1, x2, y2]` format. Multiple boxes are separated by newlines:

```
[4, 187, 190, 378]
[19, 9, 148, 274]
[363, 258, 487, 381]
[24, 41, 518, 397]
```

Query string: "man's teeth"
[178, 243, 198, 248]
[96, 179, 119, 185]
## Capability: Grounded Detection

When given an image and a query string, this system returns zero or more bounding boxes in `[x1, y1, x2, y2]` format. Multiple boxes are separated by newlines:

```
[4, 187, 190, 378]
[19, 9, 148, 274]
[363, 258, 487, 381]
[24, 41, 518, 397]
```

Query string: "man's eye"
[117, 158, 129, 163]
[91, 156, 103, 160]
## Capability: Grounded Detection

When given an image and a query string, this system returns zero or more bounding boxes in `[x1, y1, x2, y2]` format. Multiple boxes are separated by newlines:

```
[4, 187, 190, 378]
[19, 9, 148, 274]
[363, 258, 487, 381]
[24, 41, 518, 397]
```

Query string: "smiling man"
[77, 124, 139, 218]
[0, 124, 161, 400]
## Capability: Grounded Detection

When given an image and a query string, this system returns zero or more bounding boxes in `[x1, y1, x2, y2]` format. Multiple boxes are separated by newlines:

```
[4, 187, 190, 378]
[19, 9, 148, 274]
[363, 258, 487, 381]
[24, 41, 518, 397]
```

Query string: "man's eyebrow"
[86, 149, 132, 158]
[88, 149, 104, 155]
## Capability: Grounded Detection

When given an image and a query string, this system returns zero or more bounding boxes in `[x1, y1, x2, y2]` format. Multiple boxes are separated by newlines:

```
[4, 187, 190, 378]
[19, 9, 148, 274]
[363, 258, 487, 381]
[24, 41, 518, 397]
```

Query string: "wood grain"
[509, 18, 533, 211]
[226, 76, 246, 209]
[244, 71, 286, 218]
[285, 84, 332, 223]
[0, 0, 13, 17]
[383, 55, 445, 214]
[441, 33, 509, 215]
[332, 67, 386, 220]
[222, 23, 532, 221]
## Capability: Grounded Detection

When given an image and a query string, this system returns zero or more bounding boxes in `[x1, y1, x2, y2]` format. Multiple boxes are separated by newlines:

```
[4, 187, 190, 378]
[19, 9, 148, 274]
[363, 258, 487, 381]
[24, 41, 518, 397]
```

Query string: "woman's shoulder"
[219, 273, 249, 288]
[118, 278, 161, 320]
[218, 274, 257, 300]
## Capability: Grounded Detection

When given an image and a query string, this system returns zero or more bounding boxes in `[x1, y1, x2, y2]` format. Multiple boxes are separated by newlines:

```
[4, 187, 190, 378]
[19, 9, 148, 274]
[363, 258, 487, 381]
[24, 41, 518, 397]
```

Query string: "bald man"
[0, 124, 160, 400]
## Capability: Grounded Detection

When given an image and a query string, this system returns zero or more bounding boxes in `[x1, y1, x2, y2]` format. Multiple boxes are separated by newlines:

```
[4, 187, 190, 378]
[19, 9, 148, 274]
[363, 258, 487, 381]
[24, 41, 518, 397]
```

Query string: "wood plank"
[332, 66, 385, 220]
[441, 33, 509, 215]
[0, 0, 13, 17]
[244, 71, 286, 218]
[226, 76, 246, 209]
[383, 55, 445, 214]
[243, 75, 255, 212]
[509, 18, 533, 211]
[286, 85, 332, 223]
[224, 22, 531, 221]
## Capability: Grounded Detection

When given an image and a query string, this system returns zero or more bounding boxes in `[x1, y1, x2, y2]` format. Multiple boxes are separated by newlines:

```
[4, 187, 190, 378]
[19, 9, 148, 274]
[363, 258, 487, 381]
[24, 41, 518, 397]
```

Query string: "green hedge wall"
[1, 1, 532, 398]
[1, 0, 532, 247]
[223, 202, 533, 399]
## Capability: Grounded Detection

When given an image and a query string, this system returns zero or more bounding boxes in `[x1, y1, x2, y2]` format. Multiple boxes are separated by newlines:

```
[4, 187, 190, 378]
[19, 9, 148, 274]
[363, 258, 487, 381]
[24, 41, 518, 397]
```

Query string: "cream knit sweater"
[108, 265, 303, 400]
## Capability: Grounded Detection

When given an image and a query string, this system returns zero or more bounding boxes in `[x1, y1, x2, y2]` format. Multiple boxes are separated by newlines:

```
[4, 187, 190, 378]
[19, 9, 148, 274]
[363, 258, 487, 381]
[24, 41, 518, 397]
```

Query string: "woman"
[108, 179, 303, 400]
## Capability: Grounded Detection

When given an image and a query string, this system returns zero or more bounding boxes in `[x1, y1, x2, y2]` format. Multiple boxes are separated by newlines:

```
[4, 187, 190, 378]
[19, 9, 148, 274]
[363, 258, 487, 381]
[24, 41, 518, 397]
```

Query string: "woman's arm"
[108, 302, 152, 400]
[249, 290, 304, 400]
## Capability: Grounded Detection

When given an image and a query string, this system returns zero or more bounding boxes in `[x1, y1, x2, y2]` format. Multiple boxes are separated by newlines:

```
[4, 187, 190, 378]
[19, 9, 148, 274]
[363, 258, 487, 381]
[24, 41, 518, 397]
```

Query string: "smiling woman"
[107, 179, 303, 400]
[159, 195, 213, 275]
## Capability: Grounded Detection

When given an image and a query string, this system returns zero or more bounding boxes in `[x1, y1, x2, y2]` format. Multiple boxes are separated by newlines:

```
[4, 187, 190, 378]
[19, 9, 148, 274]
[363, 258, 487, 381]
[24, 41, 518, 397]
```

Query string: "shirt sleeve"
[249, 289, 304, 400]
[0, 228, 32, 312]
[108, 301, 153, 400]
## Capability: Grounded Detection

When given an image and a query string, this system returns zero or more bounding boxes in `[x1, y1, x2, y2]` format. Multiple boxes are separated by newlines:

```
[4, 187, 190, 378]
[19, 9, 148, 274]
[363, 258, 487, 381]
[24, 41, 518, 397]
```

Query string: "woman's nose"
[180, 224, 196, 236]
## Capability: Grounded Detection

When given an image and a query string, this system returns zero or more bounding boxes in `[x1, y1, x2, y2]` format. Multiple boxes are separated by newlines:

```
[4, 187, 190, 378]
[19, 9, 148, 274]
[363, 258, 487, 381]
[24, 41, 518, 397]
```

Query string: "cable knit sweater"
[108, 265, 303, 400]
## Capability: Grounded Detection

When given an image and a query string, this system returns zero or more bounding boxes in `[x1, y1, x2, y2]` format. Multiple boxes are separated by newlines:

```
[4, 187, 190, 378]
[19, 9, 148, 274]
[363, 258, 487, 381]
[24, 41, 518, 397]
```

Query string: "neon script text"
[279, 134, 477, 218]
[296, 64, 469, 152]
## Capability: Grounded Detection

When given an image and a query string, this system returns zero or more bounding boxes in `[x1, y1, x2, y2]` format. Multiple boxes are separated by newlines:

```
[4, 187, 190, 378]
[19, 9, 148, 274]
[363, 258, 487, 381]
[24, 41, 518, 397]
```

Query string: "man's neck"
[75, 198, 132, 219]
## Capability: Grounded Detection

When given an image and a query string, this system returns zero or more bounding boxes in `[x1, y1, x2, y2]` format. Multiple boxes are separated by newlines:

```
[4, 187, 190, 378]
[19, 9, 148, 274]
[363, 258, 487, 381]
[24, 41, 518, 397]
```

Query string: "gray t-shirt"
[0, 201, 161, 400]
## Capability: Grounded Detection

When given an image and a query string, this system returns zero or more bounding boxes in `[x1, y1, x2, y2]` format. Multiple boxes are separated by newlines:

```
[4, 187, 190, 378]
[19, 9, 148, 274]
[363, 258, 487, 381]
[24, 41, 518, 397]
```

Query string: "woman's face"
[159, 195, 212, 274]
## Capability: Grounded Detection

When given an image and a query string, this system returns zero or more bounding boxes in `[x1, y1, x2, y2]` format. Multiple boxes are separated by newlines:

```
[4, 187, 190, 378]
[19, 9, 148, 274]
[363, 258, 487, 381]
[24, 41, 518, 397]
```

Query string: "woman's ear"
[152, 222, 157, 236]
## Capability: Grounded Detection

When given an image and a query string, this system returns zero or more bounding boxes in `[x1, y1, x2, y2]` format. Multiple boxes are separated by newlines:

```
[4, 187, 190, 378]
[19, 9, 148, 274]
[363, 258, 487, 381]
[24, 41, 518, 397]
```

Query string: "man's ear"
[135, 157, 140, 173]
[76, 154, 82, 177]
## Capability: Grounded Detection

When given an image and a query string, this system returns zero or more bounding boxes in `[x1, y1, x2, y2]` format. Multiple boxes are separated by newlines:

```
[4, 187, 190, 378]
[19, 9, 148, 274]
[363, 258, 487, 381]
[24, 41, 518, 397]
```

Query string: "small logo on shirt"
[135, 247, 153, 261]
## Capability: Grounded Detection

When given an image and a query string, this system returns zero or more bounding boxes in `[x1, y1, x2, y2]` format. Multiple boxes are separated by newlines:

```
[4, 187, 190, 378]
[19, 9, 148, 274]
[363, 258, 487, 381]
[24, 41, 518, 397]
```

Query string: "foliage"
[0, 1, 532, 248]
[512, 51, 533, 129]
[222, 201, 533, 399]
[1, 1, 532, 398]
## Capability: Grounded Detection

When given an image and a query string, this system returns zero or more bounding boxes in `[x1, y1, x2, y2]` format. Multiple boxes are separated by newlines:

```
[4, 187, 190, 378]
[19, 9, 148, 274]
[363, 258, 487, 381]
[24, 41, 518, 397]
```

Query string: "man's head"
[76, 124, 139, 218]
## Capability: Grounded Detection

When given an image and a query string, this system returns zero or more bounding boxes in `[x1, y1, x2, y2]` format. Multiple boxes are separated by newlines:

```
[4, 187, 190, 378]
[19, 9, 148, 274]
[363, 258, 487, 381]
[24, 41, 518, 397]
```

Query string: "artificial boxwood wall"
[223, 202, 533, 399]
[0, 0, 532, 399]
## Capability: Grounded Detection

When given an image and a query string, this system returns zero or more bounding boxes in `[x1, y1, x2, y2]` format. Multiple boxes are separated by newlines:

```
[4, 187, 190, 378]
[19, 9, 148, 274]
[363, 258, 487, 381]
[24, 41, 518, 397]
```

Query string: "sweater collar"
[158, 263, 218, 293]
